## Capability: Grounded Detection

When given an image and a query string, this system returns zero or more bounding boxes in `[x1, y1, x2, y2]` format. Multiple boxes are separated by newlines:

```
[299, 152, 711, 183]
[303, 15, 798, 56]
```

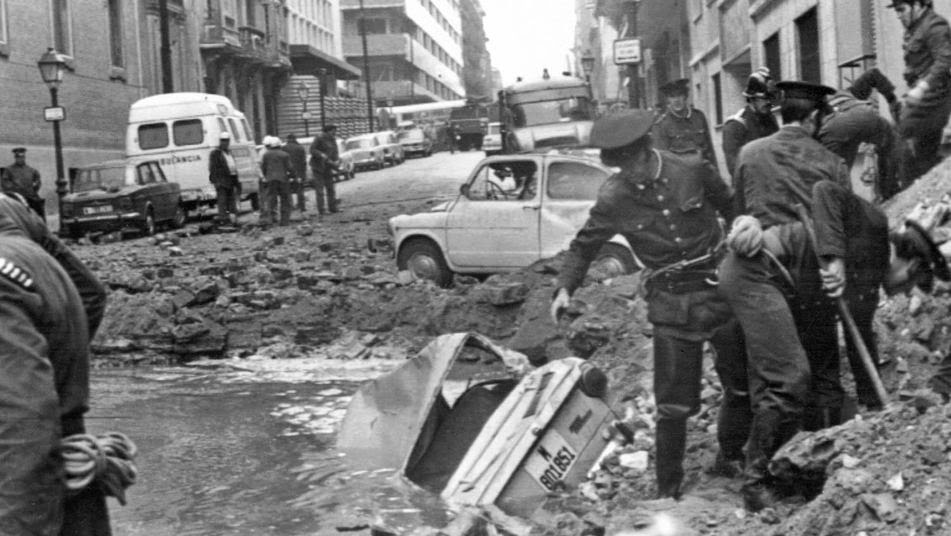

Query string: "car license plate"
[523, 430, 578, 492]
[83, 205, 112, 215]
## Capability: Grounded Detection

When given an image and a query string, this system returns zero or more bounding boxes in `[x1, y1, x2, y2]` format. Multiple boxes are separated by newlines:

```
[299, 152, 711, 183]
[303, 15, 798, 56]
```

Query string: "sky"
[480, 0, 578, 86]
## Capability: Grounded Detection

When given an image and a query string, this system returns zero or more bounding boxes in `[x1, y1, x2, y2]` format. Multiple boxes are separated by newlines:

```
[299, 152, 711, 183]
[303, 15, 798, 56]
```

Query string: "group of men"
[551, 0, 951, 511]
[208, 124, 342, 227]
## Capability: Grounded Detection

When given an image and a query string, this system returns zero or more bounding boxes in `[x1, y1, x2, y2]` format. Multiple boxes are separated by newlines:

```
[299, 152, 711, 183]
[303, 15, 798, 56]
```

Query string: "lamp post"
[581, 50, 595, 83]
[37, 47, 68, 232]
[296, 83, 310, 136]
[318, 67, 327, 130]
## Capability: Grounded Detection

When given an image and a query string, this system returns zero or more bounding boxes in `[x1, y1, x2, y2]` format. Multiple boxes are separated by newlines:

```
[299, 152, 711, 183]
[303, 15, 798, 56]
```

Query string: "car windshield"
[511, 97, 594, 127]
[398, 130, 425, 141]
[346, 138, 373, 150]
[73, 166, 128, 193]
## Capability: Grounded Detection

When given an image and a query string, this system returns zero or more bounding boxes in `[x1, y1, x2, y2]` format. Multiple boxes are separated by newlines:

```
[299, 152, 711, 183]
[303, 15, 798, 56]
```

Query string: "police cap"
[887, 0, 930, 8]
[775, 80, 836, 105]
[589, 109, 654, 149]
[11, 147, 26, 155]
[659, 78, 690, 97]
[905, 219, 951, 283]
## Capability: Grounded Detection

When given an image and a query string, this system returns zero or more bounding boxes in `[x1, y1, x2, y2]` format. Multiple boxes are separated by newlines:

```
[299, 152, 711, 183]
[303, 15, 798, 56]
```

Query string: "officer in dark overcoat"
[652, 79, 719, 169]
[551, 110, 749, 499]
[1, 147, 45, 220]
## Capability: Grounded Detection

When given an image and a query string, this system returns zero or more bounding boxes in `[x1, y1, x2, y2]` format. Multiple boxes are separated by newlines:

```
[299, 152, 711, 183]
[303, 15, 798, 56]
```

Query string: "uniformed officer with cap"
[722, 68, 780, 180]
[1, 147, 45, 221]
[888, 0, 951, 187]
[0, 217, 111, 535]
[309, 124, 340, 215]
[551, 109, 750, 499]
[718, 79, 854, 510]
[208, 132, 240, 224]
[652, 78, 720, 169]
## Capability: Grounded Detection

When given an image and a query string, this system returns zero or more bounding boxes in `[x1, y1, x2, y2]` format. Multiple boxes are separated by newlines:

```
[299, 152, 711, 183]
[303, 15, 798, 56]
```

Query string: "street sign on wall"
[613, 38, 642, 65]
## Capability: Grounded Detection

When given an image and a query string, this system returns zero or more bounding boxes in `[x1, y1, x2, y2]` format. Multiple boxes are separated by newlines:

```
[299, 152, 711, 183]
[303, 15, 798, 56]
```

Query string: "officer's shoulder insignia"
[0, 257, 35, 291]
[724, 109, 746, 127]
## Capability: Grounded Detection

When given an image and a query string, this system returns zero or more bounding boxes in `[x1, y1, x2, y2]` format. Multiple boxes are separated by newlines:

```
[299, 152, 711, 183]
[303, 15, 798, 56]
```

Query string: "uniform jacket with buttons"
[652, 107, 719, 170]
[1, 163, 41, 200]
[721, 106, 779, 180]
[903, 8, 951, 100]
[558, 149, 733, 295]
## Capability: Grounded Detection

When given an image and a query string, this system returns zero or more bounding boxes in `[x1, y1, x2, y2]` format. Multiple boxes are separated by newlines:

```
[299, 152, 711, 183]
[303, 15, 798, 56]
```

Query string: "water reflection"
[89, 364, 450, 536]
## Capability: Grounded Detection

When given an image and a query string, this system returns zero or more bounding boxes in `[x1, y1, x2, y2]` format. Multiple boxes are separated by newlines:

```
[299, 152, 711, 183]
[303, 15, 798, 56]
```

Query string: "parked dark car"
[397, 128, 434, 158]
[61, 159, 184, 238]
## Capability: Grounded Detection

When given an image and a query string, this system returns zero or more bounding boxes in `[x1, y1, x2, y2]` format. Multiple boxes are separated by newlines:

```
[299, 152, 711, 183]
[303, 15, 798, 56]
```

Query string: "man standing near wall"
[309, 125, 340, 215]
[208, 133, 240, 225]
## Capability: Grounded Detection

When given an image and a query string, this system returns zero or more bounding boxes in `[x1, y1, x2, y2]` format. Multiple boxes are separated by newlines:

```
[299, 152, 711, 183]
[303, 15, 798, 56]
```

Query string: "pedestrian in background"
[890, 0, 951, 187]
[260, 136, 295, 226]
[551, 110, 750, 500]
[0, 219, 111, 536]
[309, 125, 340, 215]
[1, 147, 45, 221]
[722, 68, 780, 182]
[652, 78, 719, 169]
[284, 133, 309, 213]
[208, 132, 240, 224]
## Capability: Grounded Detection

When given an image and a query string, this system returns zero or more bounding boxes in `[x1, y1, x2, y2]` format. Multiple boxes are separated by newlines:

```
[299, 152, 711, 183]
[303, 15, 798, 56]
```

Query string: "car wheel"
[397, 239, 453, 287]
[591, 243, 637, 279]
[170, 203, 186, 229]
[142, 209, 156, 236]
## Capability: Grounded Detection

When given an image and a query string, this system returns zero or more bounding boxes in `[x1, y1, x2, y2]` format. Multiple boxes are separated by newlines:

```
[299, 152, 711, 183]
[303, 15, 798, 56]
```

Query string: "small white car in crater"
[387, 152, 638, 286]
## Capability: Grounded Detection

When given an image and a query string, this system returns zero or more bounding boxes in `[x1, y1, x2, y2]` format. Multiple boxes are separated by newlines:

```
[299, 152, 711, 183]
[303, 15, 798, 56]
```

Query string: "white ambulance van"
[126, 93, 261, 212]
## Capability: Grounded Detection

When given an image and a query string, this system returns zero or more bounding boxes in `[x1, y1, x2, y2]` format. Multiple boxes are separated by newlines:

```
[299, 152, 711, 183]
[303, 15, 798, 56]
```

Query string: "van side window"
[217, 117, 228, 139]
[138, 123, 169, 150]
[149, 162, 166, 182]
[241, 119, 253, 142]
[228, 118, 242, 142]
[173, 119, 204, 146]
[137, 163, 156, 185]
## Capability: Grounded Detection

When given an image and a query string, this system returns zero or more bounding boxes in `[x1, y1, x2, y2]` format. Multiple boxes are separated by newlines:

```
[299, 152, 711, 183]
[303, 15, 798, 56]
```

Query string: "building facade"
[340, 0, 465, 105]
[459, 0, 493, 101]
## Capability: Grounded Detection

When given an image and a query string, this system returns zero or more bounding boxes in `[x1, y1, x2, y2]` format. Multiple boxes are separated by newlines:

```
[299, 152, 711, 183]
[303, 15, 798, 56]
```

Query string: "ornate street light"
[581, 50, 596, 83]
[37, 47, 69, 231]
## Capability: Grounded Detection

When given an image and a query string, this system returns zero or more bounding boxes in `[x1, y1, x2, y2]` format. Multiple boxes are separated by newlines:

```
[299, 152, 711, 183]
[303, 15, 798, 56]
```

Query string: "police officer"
[819, 68, 901, 201]
[284, 133, 309, 213]
[719, 80, 852, 511]
[260, 136, 295, 226]
[722, 68, 780, 181]
[652, 79, 719, 169]
[208, 133, 240, 224]
[550, 110, 750, 499]
[309, 125, 340, 215]
[1, 147, 45, 220]
[890, 0, 951, 187]
[0, 219, 111, 535]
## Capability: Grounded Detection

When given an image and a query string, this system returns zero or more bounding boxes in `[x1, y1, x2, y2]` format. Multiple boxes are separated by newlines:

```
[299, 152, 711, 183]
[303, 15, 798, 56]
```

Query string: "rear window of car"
[546, 161, 610, 200]
[173, 119, 204, 146]
[138, 123, 169, 150]
[398, 130, 424, 141]
[74, 166, 127, 192]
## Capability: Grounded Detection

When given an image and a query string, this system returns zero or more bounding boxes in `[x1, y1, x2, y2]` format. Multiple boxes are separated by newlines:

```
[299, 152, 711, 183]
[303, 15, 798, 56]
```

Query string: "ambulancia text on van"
[126, 93, 261, 213]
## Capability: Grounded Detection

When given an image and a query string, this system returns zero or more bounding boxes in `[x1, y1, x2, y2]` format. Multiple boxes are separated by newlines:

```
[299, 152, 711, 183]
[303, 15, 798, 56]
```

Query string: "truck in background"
[448, 101, 490, 151]
[497, 77, 596, 154]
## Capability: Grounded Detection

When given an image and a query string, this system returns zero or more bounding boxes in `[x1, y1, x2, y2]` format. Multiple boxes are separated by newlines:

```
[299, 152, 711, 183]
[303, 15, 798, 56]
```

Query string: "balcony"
[200, 2, 290, 71]
[340, 0, 405, 8]
[342, 34, 412, 59]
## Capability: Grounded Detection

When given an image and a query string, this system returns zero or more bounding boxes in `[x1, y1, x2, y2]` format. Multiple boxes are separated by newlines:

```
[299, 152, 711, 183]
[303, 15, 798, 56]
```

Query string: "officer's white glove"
[550, 288, 571, 324]
[727, 215, 764, 257]
[820, 257, 846, 298]
[906, 82, 929, 107]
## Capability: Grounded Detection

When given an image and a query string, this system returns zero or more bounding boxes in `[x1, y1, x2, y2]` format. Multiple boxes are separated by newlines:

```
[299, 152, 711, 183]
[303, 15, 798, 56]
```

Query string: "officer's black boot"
[741, 410, 781, 511]
[655, 419, 687, 499]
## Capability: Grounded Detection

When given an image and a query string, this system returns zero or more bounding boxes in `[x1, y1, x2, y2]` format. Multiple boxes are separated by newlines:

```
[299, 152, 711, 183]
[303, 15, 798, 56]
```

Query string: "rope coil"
[59, 432, 138, 505]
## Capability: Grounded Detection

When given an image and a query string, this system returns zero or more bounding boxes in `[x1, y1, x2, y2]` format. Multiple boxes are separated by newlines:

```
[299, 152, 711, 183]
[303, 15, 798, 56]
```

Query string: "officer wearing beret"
[889, 0, 951, 187]
[1, 148, 45, 221]
[551, 110, 750, 499]
[718, 80, 855, 510]
[721, 68, 780, 181]
[0, 219, 111, 535]
[652, 79, 720, 170]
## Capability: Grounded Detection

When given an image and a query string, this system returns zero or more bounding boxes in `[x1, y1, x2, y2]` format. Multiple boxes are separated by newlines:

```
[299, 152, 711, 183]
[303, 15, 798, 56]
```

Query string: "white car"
[373, 130, 405, 166]
[483, 122, 503, 156]
[344, 134, 386, 171]
[388, 153, 637, 286]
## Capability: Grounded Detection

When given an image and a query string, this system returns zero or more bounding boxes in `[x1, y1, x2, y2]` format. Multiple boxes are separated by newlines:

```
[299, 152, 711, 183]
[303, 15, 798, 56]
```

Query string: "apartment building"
[340, 0, 465, 105]
[285, 0, 362, 95]
[459, 0, 493, 100]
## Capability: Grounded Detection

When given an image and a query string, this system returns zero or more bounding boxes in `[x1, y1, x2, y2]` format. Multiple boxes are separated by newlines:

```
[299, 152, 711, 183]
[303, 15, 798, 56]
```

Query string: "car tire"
[397, 238, 453, 288]
[592, 243, 637, 279]
[142, 209, 156, 236]
[170, 203, 186, 229]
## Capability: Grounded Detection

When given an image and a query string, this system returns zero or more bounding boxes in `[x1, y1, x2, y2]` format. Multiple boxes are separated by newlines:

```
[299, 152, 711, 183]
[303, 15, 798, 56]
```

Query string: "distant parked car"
[483, 122, 503, 156]
[298, 136, 355, 182]
[345, 134, 386, 171]
[388, 152, 637, 286]
[372, 130, 405, 166]
[397, 128, 434, 158]
[61, 159, 183, 239]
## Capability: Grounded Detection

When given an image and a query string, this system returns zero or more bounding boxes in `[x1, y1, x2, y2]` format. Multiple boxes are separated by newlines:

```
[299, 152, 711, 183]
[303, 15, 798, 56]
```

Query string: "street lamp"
[37, 47, 68, 231]
[296, 82, 310, 136]
[318, 67, 327, 130]
[581, 50, 595, 83]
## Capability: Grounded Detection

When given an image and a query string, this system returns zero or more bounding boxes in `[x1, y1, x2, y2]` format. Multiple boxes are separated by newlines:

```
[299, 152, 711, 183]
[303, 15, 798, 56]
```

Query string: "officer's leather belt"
[645, 266, 718, 294]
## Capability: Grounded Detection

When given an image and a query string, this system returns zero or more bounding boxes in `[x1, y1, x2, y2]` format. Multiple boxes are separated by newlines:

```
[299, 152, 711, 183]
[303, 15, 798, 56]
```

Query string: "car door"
[150, 162, 176, 220]
[445, 158, 542, 269]
[538, 159, 613, 257]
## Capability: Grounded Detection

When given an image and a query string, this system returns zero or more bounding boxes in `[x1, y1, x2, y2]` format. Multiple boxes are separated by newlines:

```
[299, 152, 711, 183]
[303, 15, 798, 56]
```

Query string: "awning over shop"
[290, 44, 362, 80]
